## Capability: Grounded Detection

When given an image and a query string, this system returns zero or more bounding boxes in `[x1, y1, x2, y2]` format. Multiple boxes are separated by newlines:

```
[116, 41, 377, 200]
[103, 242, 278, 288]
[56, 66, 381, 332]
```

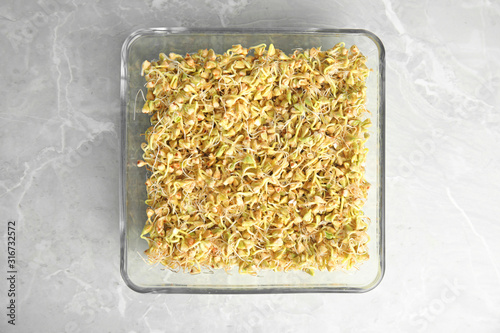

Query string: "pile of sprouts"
[138, 43, 372, 275]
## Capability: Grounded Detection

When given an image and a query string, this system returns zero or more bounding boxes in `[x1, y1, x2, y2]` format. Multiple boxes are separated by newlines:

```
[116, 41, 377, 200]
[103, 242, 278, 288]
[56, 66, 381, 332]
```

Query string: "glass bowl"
[120, 28, 385, 293]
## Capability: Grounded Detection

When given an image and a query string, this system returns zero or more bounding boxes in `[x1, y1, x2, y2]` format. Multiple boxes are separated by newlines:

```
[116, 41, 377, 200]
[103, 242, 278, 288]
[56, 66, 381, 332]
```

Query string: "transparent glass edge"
[119, 28, 386, 294]
[119, 31, 132, 290]
[375, 30, 386, 293]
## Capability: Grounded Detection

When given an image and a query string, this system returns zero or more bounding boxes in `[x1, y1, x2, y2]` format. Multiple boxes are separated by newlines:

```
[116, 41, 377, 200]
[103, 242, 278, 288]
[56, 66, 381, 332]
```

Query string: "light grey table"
[1, 0, 499, 332]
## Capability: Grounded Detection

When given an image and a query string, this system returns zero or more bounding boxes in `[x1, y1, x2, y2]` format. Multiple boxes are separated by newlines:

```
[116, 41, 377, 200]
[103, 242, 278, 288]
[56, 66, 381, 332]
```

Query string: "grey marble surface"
[1, 0, 500, 332]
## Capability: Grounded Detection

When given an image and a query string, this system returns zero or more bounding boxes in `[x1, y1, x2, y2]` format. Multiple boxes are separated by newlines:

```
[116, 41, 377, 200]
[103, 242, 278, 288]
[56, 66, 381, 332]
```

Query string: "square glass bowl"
[120, 28, 385, 293]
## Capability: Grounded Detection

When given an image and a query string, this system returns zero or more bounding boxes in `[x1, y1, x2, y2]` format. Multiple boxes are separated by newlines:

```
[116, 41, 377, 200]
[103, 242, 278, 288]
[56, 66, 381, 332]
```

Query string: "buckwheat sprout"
[138, 43, 372, 274]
